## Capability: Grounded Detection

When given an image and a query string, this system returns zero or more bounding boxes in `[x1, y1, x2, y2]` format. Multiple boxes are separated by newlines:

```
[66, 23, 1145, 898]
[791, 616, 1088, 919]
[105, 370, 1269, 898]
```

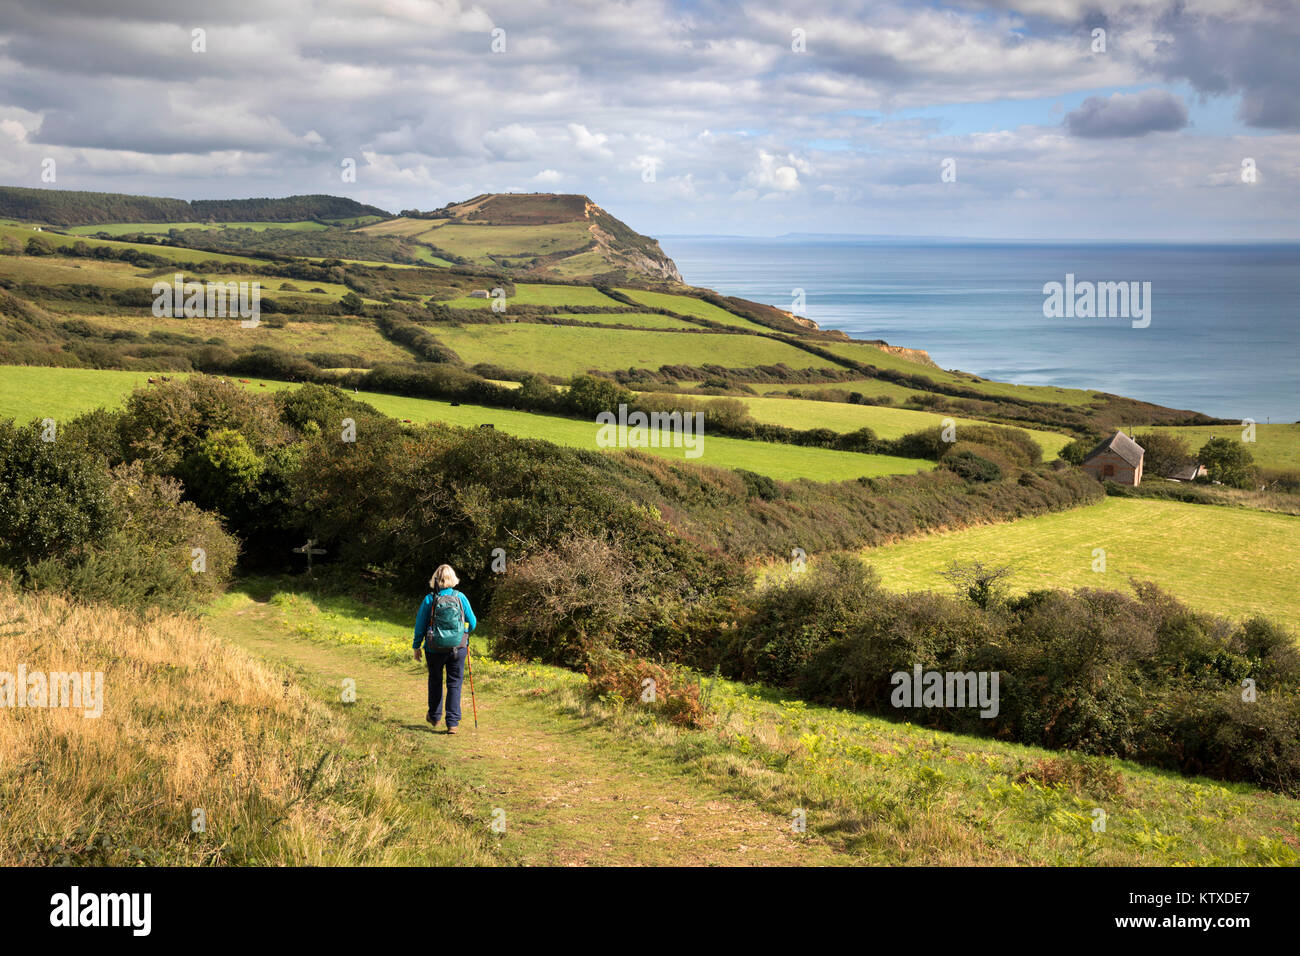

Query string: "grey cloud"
[1151, 2, 1300, 130]
[1064, 89, 1188, 138]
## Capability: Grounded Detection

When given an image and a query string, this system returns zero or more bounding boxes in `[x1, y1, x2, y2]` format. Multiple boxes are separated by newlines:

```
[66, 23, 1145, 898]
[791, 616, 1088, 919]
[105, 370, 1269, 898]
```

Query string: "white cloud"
[747, 150, 805, 193]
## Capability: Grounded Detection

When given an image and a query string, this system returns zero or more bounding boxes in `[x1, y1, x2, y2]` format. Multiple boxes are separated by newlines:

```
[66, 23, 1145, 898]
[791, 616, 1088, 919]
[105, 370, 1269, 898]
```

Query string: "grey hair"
[431, 564, 459, 589]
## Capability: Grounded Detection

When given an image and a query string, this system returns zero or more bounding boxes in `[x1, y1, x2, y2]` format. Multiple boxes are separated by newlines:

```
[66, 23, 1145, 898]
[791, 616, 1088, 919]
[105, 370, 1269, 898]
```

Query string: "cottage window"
[1103, 463, 1115, 476]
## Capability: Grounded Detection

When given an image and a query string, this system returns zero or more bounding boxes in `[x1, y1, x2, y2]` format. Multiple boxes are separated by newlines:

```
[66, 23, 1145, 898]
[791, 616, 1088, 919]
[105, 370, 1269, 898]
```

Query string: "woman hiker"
[413, 564, 477, 734]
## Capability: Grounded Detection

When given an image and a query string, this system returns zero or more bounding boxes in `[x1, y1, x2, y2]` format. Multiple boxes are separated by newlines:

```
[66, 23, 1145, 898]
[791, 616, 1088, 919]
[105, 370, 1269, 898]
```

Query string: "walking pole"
[465, 625, 479, 731]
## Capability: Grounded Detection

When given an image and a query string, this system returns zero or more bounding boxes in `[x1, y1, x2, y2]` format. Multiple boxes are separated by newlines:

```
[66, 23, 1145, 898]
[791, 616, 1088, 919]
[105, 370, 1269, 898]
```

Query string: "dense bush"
[585, 646, 709, 728]
[1199, 436, 1256, 488]
[0, 419, 115, 567]
[718, 561, 1300, 794]
[942, 449, 1002, 482]
[724, 555, 884, 687]
[0, 421, 237, 608]
[1133, 431, 1192, 477]
[25, 463, 238, 609]
[490, 537, 650, 668]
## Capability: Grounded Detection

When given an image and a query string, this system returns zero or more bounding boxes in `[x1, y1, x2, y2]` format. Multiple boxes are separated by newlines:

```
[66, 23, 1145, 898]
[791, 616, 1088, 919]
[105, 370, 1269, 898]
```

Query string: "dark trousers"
[426, 645, 466, 727]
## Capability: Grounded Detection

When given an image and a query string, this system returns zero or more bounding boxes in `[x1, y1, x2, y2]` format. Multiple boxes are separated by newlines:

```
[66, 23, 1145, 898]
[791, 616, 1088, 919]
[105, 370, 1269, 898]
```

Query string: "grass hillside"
[0, 584, 498, 865]
[858, 496, 1300, 631]
[722, 393, 1073, 457]
[1150, 423, 1300, 472]
[430, 324, 842, 377]
[360, 192, 681, 282]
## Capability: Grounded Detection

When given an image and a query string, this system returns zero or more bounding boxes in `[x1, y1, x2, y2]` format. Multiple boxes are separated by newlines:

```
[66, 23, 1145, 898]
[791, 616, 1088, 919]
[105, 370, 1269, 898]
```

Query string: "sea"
[658, 237, 1300, 422]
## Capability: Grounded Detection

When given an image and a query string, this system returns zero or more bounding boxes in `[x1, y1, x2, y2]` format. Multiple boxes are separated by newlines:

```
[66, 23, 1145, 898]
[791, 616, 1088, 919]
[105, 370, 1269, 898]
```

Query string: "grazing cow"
[147, 378, 156, 384]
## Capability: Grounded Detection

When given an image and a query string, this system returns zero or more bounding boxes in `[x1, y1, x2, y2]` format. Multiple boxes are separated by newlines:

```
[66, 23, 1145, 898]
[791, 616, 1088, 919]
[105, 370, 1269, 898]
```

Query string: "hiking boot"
[446, 725, 458, 735]
[426, 711, 437, 726]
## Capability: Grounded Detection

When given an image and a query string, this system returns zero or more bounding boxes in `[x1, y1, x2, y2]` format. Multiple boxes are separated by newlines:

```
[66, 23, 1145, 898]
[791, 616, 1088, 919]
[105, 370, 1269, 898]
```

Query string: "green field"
[751, 378, 930, 403]
[0, 256, 359, 303]
[403, 221, 592, 262]
[0, 365, 934, 481]
[79, 315, 411, 363]
[615, 289, 771, 331]
[439, 282, 622, 310]
[1149, 423, 1300, 472]
[355, 216, 440, 239]
[432, 324, 840, 377]
[858, 496, 1300, 631]
[313, 389, 934, 481]
[0, 255, 151, 290]
[720, 393, 1072, 456]
[2, 225, 264, 266]
[821, 341, 1102, 406]
[550, 312, 696, 330]
[0, 366, 172, 422]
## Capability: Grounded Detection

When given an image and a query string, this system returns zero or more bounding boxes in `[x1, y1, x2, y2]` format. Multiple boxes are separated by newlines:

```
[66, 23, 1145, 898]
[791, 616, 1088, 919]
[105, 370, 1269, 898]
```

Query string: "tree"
[339, 291, 364, 313]
[1058, 434, 1100, 465]
[938, 560, 1016, 609]
[566, 374, 632, 418]
[1133, 431, 1192, 477]
[179, 428, 264, 510]
[0, 420, 116, 567]
[1199, 437, 1255, 488]
[517, 374, 560, 411]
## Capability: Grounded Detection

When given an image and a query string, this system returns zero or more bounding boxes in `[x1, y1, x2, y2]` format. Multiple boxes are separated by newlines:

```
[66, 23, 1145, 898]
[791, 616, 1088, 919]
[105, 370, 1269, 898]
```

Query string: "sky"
[0, 0, 1297, 239]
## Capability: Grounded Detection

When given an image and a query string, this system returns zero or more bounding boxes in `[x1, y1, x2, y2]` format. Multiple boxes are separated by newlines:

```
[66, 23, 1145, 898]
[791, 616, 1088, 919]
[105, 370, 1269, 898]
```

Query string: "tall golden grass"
[0, 585, 494, 865]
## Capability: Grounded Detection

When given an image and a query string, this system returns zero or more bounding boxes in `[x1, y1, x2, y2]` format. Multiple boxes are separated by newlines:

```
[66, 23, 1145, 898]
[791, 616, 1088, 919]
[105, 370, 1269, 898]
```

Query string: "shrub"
[735, 469, 779, 501]
[0, 420, 115, 567]
[727, 556, 881, 687]
[1016, 753, 1125, 799]
[490, 537, 648, 668]
[25, 463, 238, 609]
[942, 449, 1002, 482]
[118, 375, 288, 471]
[585, 646, 709, 728]
[1199, 436, 1256, 488]
[1133, 431, 1193, 477]
[566, 374, 633, 418]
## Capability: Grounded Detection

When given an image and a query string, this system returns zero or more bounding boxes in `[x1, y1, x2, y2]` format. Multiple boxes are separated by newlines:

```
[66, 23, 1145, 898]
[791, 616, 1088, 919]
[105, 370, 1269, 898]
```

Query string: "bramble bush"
[584, 645, 709, 728]
[718, 560, 1300, 794]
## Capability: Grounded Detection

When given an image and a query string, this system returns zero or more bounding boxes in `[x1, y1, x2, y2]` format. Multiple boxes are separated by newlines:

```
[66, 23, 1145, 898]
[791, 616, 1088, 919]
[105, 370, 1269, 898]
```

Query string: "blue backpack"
[425, 591, 465, 652]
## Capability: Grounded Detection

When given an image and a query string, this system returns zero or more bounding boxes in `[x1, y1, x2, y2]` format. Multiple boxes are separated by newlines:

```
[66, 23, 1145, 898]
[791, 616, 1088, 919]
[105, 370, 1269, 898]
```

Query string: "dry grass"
[0, 584, 495, 866]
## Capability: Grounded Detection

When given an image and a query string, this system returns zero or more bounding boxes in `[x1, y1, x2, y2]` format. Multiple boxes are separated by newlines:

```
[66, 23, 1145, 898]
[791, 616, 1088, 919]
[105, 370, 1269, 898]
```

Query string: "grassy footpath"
[857, 497, 1300, 632]
[207, 581, 1300, 866]
[213, 585, 847, 865]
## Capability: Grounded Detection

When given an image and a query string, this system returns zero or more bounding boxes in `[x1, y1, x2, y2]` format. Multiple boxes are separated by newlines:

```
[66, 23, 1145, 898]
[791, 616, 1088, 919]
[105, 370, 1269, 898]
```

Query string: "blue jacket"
[413, 588, 477, 650]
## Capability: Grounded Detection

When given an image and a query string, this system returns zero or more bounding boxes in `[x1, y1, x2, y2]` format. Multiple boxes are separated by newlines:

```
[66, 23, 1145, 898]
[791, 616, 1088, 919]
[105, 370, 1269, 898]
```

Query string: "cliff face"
[434, 192, 682, 282]
[584, 200, 681, 282]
